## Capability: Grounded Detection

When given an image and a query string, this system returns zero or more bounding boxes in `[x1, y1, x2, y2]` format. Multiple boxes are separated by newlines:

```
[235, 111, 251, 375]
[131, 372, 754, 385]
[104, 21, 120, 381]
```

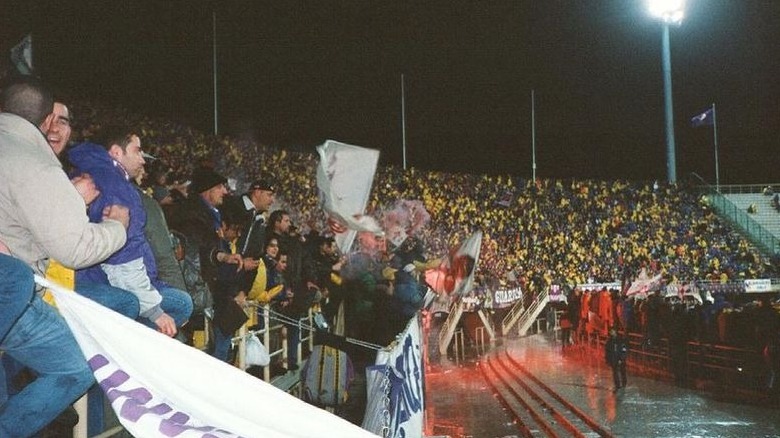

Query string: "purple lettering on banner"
[100, 370, 131, 393]
[84, 355, 244, 437]
[388, 331, 423, 435]
[159, 420, 218, 436]
[88, 354, 110, 371]
[169, 412, 190, 424]
[107, 386, 153, 405]
[149, 403, 173, 416]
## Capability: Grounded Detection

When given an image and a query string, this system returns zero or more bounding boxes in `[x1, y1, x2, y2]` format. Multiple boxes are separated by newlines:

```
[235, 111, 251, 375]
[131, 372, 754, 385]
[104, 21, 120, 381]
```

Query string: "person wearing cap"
[236, 179, 275, 268]
[68, 125, 193, 338]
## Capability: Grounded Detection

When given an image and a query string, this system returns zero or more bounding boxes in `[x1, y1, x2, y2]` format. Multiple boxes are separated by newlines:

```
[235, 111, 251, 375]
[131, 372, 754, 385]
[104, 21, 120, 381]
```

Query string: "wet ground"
[425, 333, 780, 438]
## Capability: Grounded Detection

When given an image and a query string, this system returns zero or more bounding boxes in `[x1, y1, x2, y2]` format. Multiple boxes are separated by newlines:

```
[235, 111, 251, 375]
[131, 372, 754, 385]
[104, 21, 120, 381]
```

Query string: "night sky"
[3, 0, 779, 183]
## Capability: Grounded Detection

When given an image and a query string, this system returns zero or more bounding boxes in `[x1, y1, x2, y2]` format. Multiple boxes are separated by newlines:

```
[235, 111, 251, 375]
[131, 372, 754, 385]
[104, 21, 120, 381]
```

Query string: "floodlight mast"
[648, 0, 685, 184]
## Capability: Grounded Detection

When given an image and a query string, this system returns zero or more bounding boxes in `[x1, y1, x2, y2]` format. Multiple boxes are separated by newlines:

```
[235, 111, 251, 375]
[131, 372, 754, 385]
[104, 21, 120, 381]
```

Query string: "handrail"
[438, 299, 465, 355]
[515, 288, 550, 336]
[697, 183, 780, 256]
[501, 298, 525, 334]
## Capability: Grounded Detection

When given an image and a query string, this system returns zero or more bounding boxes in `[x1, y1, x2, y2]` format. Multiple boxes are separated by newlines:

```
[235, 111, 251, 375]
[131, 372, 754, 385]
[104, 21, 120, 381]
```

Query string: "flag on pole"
[424, 231, 482, 296]
[39, 275, 375, 438]
[10, 34, 33, 75]
[691, 107, 714, 127]
[316, 140, 382, 254]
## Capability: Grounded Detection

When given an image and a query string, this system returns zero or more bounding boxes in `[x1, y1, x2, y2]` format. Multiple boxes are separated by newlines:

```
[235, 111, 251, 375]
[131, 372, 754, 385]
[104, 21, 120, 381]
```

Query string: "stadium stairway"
[723, 192, 780, 239]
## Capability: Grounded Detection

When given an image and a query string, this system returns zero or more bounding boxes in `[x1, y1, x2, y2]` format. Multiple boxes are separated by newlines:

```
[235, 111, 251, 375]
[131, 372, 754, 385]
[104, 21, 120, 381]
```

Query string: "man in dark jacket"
[167, 169, 243, 330]
[605, 327, 628, 391]
[236, 179, 275, 263]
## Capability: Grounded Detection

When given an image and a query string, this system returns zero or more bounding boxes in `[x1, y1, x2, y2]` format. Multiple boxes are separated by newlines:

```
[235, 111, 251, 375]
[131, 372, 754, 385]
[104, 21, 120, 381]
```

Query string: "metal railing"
[586, 331, 766, 393]
[694, 178, 780, 256]
[501, 298, 525, 335]
[438, 299, 465, 356]
[514, 288, 550, 337]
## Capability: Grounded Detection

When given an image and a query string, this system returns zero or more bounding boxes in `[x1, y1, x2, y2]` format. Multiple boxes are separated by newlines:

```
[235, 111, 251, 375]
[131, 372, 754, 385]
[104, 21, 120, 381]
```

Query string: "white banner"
[40, 276, 374, 438]
[316, 140, 382, 253]
[548, 284, 567, 303]
[491, 287, 523, 308]
[362, 315, 424, 438]
[577, 282, 621, 292]
[744, 278, 772, 293]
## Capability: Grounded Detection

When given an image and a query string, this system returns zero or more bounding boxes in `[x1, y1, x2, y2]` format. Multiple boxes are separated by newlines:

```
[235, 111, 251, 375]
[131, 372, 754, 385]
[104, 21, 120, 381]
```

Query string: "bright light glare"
[648, 0, 686, 24]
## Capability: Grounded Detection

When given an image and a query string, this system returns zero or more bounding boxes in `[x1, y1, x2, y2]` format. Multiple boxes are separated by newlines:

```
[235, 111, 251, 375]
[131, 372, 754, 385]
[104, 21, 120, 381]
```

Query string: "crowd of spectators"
[3, 79, 780, 435]
[66, 96, 780, 301]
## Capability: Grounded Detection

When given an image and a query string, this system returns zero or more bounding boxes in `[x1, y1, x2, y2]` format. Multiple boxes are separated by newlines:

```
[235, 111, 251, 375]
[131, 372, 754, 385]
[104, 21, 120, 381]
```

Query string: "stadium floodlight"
[648, 0, 686, 184]
[648, 0, 686, 24]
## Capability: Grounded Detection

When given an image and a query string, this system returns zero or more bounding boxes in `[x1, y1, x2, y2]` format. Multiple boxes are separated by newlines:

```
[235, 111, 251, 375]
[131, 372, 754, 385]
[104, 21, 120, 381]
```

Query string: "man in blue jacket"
[68, 126, 192, 337]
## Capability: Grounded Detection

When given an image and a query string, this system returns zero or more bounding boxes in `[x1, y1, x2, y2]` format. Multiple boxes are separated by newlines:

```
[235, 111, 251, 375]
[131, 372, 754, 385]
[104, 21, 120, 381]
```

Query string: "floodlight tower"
[648, 0, 685, 185]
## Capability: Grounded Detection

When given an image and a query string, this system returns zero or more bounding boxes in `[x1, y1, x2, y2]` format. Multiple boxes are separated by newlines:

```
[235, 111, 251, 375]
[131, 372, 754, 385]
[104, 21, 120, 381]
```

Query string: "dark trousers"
[611, 360, 627, 388]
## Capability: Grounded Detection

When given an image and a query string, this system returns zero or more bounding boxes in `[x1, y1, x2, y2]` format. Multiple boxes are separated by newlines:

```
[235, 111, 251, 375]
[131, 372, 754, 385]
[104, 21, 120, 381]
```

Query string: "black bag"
[180, 252, 213, 315]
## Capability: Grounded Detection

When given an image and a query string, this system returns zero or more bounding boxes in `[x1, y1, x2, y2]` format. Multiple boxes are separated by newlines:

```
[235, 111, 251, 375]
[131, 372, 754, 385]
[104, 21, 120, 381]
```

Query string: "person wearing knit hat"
[166, 168, 242, 328]
[190, 169, 228, 195]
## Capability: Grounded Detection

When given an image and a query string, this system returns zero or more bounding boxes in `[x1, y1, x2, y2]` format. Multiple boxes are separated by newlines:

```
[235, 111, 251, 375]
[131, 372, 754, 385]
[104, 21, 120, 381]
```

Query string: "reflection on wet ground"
[426, 333, 780, 437]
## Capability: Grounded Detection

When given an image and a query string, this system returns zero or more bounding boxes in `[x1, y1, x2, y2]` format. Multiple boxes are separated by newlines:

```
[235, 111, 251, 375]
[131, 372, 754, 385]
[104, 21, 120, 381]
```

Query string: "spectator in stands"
[267, 209, 310, 371]
[42, 99, 140, 320]
[236, 179, 276, 269]
[210, 201, 250, 362]
[69, 127, 193, 337]
[44, 100, 139, 436]
[135, 167, 188, 292]
[45, 101, 71, 156]
[385, 235, 426, 336]
[0, 76, 129, 437]
[168, 168, 243, 333]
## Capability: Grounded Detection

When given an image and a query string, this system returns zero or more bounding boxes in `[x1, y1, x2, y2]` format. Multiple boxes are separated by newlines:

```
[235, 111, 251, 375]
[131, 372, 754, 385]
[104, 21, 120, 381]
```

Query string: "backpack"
[302, 345, 354, 406]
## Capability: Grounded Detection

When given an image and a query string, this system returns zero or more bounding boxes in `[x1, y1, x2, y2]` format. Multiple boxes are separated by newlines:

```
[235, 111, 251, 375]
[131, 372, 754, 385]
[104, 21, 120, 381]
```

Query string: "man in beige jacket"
[0, 75, 129, 437]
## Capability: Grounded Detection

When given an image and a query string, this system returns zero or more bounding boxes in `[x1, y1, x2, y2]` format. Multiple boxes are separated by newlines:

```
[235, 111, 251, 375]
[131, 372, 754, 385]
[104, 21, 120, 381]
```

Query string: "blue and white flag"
[691, 107, 714, 127]
[362, 315, 424, 438]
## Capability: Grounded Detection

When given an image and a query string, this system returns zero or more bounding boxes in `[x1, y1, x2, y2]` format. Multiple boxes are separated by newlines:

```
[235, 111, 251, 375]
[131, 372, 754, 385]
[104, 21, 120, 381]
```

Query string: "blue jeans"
[211, 326, 232, 362]
[75, 281, 140, 320]
[0, 254, 34, 343]
[0, 296, 93, 437]
[139, 285, 193, 330]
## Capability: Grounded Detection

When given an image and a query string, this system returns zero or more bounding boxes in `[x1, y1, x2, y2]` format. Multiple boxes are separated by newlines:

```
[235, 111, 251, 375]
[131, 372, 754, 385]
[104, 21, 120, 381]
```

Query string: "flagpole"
[212, 10, 219, 136]
[401, 74, 407, 170]
[712, 102, 719, 191]
[531, 89, 537, 182]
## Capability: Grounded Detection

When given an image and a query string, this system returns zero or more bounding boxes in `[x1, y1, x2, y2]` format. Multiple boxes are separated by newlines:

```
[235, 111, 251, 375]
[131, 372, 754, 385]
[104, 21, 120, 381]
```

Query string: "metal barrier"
[586, 331, 766, 392]
[474, 326, 486, 355]
[453, 329, 466, 363]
